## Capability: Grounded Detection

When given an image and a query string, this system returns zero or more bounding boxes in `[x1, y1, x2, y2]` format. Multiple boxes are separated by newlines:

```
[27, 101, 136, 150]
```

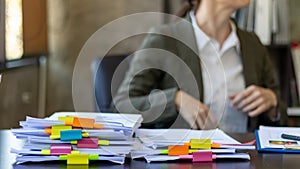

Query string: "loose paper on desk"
[136, 128, 240, 148]
[134, 128, 252, 163]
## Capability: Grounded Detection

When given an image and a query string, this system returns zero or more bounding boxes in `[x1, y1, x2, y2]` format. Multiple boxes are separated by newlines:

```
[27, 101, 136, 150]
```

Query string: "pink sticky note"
[77, 138, 99, 148]
[50, 144, 72, 155]
[192, 151, 213, 162]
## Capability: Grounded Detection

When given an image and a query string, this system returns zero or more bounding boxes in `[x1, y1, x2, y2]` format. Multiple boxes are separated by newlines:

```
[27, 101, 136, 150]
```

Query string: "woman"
[112, 0, 287, 133]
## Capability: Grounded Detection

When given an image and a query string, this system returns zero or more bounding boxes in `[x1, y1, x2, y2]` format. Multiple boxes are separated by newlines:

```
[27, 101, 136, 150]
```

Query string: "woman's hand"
[229, 85, 278, 118]
[175, 90, 218, 130]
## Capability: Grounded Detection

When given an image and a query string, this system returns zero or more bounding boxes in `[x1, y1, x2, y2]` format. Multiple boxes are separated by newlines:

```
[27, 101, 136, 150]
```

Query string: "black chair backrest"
[91, 54, 131, 112]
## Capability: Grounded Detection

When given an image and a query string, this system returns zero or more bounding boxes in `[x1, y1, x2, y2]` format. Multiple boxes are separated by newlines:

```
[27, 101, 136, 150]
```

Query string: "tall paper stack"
[11, 112, 143, 165]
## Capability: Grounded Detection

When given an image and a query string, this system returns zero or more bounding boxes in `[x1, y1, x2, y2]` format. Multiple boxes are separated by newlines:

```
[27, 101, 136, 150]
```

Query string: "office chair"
[91, 54, 131, 112]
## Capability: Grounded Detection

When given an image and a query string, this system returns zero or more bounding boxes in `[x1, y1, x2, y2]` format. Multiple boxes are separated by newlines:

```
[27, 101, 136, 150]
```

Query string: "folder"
[256, 126, 300, 153]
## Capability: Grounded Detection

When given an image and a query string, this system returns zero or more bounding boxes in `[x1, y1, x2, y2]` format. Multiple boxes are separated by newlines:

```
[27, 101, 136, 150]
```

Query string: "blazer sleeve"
[234, 29, 288, 131]
[111, 28, 179, 128]
[258, 45, 288, 127]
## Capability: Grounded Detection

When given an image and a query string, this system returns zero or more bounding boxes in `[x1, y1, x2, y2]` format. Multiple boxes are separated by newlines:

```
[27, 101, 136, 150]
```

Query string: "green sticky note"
[59, 155, 68, 161]
[160, 149, 168, 155]
[89, 154, 99, 160]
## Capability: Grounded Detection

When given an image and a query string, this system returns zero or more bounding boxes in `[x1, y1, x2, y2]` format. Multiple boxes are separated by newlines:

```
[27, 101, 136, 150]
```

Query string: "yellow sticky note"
[41, 150, 50, 155]
[71, 150, 80, 154]
[190, 139, 211, 149]
[58, 116, 74, 126]
[82, 132, 89, 137]
[50, 135, 60, 140]
[52, 125, 72, 136]
[70, 140, 78, 144]
[67, 154, 89, 165]
[98, 140, 109, 145]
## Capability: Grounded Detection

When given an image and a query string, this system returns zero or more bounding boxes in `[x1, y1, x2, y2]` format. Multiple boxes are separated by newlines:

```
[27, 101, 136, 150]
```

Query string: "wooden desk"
[1, 130, 300, 169]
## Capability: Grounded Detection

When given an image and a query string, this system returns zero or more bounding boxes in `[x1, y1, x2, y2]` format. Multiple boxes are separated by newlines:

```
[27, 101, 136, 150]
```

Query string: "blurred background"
[0, 0, 300, 129]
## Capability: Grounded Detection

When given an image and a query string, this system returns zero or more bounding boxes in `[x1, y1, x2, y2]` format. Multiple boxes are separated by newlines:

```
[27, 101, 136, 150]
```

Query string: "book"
[273, 0, 290, 44]
[287, 107, 300, 116]
[254, 0, 272, 45]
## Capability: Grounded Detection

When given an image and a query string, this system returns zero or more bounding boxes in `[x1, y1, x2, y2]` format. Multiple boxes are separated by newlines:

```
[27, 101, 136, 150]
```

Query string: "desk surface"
[1, 130, 300, 169]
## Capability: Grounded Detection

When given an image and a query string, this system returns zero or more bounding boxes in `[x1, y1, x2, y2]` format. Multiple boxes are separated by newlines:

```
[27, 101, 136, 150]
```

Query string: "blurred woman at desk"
[112, 0, 287, 132]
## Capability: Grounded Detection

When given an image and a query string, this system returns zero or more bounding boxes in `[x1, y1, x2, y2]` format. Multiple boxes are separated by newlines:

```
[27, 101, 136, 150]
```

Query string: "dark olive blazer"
[112, 15, 288, 131]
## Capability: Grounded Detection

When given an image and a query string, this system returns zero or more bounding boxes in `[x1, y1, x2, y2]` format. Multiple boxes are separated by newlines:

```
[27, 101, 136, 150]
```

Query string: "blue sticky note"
[60, 130, 82, 141]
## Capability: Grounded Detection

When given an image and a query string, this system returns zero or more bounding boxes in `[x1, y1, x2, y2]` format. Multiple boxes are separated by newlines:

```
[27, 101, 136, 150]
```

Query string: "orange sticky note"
[184, 142, 190, 146]
[168, 145, 189, 156]
[72, 117, 94, 128]
[211, 143, 221, 148]
[93, 123, 103, 129]
[44, 128, 52, 135]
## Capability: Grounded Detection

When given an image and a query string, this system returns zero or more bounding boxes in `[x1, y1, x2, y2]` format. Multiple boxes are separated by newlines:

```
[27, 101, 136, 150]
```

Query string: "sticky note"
[52, 125, 72, 136]
[71, 150, 80, 154]
[59, 155, 68, 161]
[190, 139, 211, 149]
[50, 144, 72, 155]
[89, 154, 99, 160]
[77, 138, 99, 148]
[192, 151, 213, 162]
[82, 132, 89, 137]
[160, 149, 168, 155]
[44, 128, 52, 135]
[93, 123, 103, 129]
[98, 140, 109, 146]
[50, 135, 60, 140]
[41, 149, 50, 155]
[71, 140, 78, 144]
[58, 116, 74, 126]
[67, 154, 89, 165]
[211, 143, 221, 148]
[60, 130, 82, 141]
[168, 145, 189, 156]
[72, 117, 94, 128]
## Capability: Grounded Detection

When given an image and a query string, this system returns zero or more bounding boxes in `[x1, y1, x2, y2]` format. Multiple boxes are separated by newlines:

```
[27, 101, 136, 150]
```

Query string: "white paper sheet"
[136, 128, 240, 148]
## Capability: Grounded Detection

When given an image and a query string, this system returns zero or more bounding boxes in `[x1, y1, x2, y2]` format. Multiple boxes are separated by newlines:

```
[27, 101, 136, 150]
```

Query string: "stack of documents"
[132, 128, 254, 163]
[256, 126, 300, 153]
[11, 112, 143, 164]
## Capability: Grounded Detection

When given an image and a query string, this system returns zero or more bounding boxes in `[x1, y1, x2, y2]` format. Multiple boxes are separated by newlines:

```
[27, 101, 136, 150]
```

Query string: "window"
[5, 0, 23, 60]
[0, 0, 47, 69]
